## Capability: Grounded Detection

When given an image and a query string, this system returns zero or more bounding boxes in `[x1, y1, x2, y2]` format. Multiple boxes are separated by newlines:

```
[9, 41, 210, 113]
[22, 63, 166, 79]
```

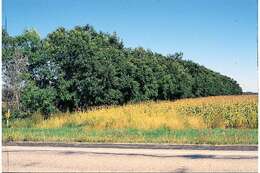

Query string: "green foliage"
[2, 25, 243, 118]
[179, 60, 242, 96]
[21, 82, 57, 119]
[3, 127, 257, 144]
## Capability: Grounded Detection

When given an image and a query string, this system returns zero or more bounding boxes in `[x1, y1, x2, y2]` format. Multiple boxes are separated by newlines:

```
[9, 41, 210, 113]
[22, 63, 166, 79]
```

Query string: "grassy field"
[3, 95, 258, 144]
[3, 128, 257, 144]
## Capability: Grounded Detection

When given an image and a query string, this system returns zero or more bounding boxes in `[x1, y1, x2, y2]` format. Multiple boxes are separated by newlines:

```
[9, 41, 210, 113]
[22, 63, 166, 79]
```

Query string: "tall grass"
[33, 101, 205, 130]
[10, 95, 257, 130]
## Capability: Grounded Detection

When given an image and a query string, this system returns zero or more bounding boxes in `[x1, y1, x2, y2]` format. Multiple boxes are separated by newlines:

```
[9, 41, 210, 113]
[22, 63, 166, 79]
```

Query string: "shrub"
[21, 82, 57, 119]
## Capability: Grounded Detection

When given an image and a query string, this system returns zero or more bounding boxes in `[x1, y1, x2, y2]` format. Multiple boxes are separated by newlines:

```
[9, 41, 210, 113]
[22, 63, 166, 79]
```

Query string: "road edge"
[3, 141, 258, 151]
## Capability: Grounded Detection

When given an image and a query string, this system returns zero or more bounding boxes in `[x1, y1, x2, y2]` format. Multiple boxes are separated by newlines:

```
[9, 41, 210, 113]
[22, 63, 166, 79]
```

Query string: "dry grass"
[36, 102, 201, 130]
[32, 95, 257, 130]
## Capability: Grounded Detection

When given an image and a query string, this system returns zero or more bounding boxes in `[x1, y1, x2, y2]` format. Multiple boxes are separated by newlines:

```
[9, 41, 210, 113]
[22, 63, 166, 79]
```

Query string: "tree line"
[2, 25, 242, 119]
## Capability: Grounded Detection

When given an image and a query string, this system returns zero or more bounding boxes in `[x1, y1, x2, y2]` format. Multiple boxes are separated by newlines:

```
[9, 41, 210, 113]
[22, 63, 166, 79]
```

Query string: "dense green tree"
[21, 81, 57, 119]
[2, 25, 243, 118]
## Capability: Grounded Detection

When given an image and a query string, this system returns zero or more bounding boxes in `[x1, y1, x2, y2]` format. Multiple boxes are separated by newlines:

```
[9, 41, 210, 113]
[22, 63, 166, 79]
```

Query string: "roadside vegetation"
[3, 128, 257, 145]
[3, 95, 257, 144]
[3, 25, 241, 120]
[2, 25, 255, 144]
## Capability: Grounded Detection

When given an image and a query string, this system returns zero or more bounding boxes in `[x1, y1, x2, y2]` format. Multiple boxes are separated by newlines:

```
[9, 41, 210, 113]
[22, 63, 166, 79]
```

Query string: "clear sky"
[3, 0, 257, 92]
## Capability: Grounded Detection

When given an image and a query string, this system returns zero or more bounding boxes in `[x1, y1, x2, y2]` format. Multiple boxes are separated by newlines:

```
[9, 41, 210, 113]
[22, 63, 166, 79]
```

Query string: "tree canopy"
[2, 25, 242, 118]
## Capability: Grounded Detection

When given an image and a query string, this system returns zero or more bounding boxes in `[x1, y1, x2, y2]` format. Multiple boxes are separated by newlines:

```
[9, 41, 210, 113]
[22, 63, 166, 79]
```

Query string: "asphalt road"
[2, 145, 258, 172]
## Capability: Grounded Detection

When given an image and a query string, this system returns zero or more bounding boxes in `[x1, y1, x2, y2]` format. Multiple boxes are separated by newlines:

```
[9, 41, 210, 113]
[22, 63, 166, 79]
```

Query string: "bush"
[21, 82, 57, 119]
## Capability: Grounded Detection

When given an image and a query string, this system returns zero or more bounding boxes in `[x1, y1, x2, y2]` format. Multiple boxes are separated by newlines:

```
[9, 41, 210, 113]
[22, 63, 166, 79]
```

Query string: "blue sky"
[3, 0, 257, 92]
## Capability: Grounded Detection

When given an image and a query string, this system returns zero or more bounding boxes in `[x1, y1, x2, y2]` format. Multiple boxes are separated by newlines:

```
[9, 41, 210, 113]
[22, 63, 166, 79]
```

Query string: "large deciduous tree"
[2, 25, 242, 119]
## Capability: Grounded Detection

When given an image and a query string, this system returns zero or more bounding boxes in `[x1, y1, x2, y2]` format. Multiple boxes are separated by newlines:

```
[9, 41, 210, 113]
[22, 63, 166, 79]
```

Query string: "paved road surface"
[3, 145, 258, 172]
